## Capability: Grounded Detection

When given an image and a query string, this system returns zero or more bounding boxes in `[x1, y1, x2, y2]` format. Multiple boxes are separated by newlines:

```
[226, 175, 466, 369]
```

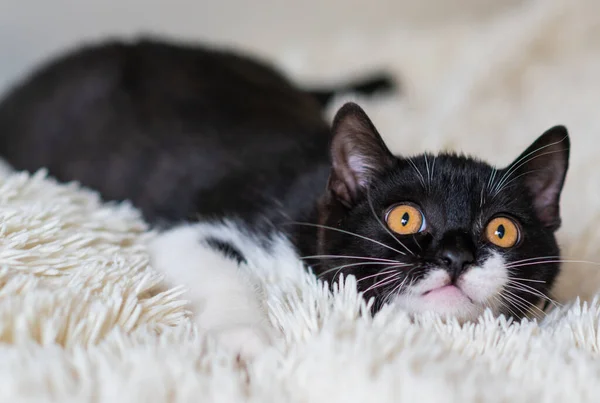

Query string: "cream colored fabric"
[1, 0, 600, 401]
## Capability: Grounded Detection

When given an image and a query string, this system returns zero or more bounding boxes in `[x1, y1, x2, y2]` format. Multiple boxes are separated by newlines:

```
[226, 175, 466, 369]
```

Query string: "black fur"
[0, 38, 334, 227]
[204, 237, 247, 265]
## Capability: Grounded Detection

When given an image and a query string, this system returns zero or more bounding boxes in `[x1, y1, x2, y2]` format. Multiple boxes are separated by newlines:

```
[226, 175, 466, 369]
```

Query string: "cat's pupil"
[495, 224, 505, 239]
[401, 212, 410, 226]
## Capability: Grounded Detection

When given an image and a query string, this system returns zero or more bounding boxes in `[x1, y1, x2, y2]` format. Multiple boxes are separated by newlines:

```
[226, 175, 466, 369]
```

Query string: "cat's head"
[313, 102, 570, 321]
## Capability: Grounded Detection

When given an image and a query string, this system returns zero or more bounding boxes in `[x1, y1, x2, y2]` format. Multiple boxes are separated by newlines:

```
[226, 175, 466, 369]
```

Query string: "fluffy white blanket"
[1, 0, 600, 401]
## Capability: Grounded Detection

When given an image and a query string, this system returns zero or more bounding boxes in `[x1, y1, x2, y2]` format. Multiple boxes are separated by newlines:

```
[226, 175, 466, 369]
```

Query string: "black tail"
[306, 72, 398, 108]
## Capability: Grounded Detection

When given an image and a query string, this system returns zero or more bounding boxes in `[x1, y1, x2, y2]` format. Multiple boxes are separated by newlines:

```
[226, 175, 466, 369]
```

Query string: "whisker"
[384, 263, 415, 272]
[424, 154, 430, 192]
[505, 282, 561, 308]
[505, 259, 600, 269]
[356, 269, 404, 283]
[486, 275, 548, 285]
[502, 288, 546, 318]
[499, 291, 538, 320]
[507, 256, 562, 265]
[301, 255, 398, 263]
[506, 283, 559, 304]
[480, 187, 485, 208]
[288, 222, 407, 256]
[407, 157, 426, 189]
[492, 135, 568, 195]
[485, 294, 498, 313]
[430, 156, 437, 190]
[487, 167, 497, 191]
[412, 234, 423, 251]
[493, 148, 568, 196]
[505, 280, 559, 303]
[385, 278, 407, 303]
[495, 294, 522, 320]
[493, 169, 543, 197]
[482, 167, 497, 207]
[364, 272, 402, 294]
[385, 266, 422, 303]
[363, 263, 414, 294]
[317, 261, 409, 279]
[366, 187, 414, 256]
[506, 277, 547, 284]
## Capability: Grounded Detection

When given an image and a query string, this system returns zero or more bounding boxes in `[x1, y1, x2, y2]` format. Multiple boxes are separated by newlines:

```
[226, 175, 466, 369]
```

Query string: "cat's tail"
[305, 72, 398, 108]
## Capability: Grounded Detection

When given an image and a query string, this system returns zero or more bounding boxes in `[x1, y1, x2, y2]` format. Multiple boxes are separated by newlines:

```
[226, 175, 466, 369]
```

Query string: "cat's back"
[0, 39, 331, 224]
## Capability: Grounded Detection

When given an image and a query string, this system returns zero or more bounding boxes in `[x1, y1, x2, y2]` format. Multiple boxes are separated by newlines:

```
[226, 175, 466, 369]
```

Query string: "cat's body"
[0, 39, 334, 232]
[0, 38, 570, 357]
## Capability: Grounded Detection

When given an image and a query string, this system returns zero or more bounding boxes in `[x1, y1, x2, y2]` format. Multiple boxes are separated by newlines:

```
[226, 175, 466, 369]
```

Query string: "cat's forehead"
[376, 153, 510, 228]
[394, 153, 492, 192]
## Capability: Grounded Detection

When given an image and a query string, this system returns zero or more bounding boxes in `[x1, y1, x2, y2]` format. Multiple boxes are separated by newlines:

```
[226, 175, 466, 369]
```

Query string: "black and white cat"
[0, 38, 570, 356]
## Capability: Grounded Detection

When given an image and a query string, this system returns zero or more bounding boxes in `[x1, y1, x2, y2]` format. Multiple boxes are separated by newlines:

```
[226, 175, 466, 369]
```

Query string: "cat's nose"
[439, 248, 474, 274]
[437, 233, 475, 279]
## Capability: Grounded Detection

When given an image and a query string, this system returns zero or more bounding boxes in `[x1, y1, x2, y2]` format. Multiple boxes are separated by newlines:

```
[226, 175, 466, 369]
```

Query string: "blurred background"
[0, 0, 599, 300]
[0, 0, 522, 92]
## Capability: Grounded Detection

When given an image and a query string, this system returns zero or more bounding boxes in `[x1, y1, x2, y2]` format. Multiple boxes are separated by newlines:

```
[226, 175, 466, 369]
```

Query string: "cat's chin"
[395, 290, 484, 322]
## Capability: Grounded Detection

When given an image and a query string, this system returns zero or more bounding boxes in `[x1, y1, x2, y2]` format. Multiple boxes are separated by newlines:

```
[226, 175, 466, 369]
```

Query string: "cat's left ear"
[506, 126, 570, 231]
[328, 102, 395, 206]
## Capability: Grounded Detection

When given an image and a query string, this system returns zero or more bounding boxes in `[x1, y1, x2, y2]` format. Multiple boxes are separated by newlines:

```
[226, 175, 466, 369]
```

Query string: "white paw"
[148, 224, 278, 360]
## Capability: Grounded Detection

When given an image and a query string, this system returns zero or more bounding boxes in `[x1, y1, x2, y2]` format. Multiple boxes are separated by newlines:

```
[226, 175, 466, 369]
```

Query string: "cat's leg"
[148, 224, 275, 358]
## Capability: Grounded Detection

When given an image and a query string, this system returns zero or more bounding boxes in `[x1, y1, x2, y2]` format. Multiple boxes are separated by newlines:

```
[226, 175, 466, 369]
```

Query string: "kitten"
[312, 103, 569, 322]
[0, 38, 569, 356]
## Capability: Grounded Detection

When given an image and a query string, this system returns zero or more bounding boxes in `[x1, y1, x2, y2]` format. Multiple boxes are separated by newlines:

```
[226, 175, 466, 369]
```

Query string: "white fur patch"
[148, 222, 279, 358]
[458, 253, 508, 306]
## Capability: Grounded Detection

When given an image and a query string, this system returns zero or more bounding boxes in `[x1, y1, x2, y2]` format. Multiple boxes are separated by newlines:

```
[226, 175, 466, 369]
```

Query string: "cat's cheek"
[458, 252, 508, 306]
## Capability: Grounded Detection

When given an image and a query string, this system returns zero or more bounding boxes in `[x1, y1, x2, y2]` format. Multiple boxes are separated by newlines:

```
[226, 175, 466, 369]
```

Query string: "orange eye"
[485, 217, 520, 248]
[385, 204, 426, 235]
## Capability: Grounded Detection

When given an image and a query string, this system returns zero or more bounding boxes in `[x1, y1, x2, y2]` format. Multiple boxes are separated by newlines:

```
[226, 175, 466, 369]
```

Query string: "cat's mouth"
[422, 284, 474, 304]
[393, 255, 509, 321]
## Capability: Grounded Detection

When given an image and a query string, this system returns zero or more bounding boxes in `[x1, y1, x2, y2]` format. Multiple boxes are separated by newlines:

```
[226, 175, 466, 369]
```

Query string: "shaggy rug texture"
[1, 0, 600, 401]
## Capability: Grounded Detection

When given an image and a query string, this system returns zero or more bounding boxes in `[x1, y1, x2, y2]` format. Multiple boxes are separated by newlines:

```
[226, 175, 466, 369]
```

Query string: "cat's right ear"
[505, 126, 570, 231]
[328, 102, 395, 206]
